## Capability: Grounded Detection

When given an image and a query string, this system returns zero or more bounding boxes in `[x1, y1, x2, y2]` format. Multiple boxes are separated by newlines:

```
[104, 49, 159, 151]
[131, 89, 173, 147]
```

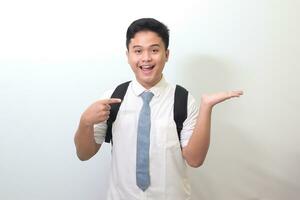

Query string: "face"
[126, 31, 169, 89]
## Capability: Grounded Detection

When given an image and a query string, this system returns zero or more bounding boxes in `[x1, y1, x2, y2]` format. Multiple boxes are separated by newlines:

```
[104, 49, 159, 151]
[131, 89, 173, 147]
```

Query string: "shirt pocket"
[154, 119, 180, 149]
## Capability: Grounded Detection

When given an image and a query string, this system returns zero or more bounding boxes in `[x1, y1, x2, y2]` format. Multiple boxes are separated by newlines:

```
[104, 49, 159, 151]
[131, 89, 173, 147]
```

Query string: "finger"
[103, 110, 110, 116]
[102, 98, 122, 105]
[230, 91, 244, 97]
[103, 115, 110, 121]
[109, 98, 122, 104]
[234, 91, 243, 96]
[98, 110, 110, 118]
[97, 103, 109, 112]
[105, 104, 111, 111]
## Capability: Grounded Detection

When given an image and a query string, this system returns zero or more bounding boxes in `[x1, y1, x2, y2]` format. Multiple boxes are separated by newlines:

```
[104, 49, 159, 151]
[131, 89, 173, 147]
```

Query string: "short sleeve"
[180, 93, 199, 147]
[93, 89, 114, 144]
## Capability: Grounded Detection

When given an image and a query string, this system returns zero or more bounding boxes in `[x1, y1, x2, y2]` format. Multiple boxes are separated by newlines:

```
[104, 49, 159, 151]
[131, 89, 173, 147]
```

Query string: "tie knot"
[141, 91, 154, 103]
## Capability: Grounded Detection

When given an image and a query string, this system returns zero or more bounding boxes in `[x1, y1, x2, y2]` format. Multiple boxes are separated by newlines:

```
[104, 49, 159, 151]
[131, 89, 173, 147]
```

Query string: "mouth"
[139, 64, 155, 72]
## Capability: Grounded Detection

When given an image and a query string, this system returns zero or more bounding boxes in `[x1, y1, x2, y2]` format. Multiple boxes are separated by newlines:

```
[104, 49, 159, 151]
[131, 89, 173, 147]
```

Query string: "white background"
[1, 0, 299, 199]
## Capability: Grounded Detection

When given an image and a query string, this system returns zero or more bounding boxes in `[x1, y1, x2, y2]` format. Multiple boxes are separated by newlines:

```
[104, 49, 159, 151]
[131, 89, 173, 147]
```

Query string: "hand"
[80, 98, 121, 126]
[201, 91, 243, 107]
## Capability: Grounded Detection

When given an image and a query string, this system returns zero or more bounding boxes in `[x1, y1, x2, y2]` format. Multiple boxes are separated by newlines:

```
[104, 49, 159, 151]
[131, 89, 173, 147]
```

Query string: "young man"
[74, 18, 243, 199]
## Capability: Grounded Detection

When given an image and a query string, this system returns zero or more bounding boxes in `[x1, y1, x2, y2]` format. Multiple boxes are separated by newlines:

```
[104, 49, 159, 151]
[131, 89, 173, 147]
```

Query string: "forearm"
[183, 102, 212, 167]
[183, 90, 243, 167]
[74, 120, 101, 161]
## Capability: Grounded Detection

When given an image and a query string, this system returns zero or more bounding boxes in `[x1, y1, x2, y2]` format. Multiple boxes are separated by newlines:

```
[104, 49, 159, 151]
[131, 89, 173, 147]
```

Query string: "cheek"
[128, 58, 137, 66]
[156, 56, 167, 65]
[128, 55, 140, 65]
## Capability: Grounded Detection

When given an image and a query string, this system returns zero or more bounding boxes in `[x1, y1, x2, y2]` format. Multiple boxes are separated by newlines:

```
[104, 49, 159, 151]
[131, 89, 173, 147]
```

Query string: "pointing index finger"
[106, 98, 122, 105]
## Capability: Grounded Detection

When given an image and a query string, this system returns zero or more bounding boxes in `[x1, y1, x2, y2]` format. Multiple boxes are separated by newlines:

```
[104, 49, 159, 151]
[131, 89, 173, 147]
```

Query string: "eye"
[152, 49, 159, 53]
[134, 49, 142, 54]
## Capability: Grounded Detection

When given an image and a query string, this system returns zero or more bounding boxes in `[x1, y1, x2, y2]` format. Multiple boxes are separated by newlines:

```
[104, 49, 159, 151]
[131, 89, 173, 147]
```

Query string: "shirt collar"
[131, 76, 168, 98]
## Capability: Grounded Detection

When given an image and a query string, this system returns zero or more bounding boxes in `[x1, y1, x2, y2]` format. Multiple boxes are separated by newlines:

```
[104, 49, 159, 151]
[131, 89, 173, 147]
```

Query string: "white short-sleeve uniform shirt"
[94, 77, 199, 200]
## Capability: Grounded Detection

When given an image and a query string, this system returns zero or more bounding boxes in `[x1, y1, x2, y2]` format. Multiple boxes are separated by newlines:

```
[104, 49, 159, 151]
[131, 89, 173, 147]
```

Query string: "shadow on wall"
[189, 122, 299, 200]
[179, 55, 298, 200]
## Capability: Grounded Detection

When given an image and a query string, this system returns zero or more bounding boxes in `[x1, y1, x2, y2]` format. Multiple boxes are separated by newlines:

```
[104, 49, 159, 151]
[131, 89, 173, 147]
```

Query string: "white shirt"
[94, 77, 199, 200]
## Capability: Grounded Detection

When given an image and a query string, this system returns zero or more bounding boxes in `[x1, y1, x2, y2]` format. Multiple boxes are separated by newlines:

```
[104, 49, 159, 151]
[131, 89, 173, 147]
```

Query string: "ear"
[126, 50, 129, 64]
[165, 49, 170, 62]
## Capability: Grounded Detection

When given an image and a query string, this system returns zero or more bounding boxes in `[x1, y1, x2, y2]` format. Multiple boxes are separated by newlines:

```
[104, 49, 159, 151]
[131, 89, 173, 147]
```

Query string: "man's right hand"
[80, 98, 122, 126]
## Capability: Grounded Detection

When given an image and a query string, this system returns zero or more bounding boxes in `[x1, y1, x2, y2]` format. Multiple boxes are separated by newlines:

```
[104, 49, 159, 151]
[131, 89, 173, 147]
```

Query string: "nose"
[142, 51, 152, 62]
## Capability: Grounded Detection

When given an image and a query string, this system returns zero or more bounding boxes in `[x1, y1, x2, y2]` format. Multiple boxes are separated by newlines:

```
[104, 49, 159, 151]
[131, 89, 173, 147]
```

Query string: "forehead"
[129, 31, 164, 48]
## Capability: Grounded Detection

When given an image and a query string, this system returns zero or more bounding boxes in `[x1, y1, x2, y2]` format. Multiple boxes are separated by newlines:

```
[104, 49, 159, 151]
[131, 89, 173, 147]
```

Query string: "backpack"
[104, 81, 188, 148]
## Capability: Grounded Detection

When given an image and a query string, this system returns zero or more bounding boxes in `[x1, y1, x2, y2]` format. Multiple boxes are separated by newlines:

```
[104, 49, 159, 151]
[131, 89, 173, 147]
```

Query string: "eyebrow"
[132, 44, 161, 48]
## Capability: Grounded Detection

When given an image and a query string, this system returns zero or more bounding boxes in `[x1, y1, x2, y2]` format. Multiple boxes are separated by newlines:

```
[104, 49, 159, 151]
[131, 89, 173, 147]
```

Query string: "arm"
[182, 91, 243, 168]
[74, 120, 101, 161]
[74, 98, 121, 161]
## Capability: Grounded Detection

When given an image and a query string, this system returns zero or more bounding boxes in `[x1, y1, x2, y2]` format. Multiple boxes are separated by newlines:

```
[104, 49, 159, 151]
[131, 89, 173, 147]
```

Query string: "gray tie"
[136, 91, 154, 191]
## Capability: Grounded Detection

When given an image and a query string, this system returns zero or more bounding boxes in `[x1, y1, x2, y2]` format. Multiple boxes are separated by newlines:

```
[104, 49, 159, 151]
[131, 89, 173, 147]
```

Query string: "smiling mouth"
[139, 65, 155, 71]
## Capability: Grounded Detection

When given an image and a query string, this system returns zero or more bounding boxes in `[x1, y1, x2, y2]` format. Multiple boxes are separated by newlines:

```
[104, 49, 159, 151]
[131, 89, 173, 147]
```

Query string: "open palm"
[201, 91, 243, 107]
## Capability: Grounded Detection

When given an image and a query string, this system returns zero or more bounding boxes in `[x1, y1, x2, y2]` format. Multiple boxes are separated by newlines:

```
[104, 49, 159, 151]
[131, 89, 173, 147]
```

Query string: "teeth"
[140, 65, 153, 69]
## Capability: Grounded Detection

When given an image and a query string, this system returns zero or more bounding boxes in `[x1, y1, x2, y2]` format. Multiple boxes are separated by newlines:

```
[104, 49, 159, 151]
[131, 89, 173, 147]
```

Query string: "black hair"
[126, 18, 169, 50]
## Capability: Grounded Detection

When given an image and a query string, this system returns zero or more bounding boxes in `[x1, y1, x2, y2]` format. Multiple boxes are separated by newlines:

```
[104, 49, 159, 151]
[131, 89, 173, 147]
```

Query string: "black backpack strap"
[174, 85, 188, 148]
[105, 81, 131, 143]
